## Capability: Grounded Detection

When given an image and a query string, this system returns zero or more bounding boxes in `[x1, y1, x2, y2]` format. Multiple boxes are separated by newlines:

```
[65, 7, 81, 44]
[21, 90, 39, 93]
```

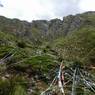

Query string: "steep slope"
[0, 11, 95, 43]
[0, 11, 95, 95]
[51, 26, 95, 65]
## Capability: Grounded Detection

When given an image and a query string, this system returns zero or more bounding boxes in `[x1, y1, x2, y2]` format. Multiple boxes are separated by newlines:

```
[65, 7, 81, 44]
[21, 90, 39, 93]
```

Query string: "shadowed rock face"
[62, 15, 84, 35]
[0, 11, 95, 42]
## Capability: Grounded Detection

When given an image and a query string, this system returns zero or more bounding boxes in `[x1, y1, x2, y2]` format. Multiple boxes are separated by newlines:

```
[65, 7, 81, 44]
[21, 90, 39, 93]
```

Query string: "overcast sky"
[0, 0, 95, 22]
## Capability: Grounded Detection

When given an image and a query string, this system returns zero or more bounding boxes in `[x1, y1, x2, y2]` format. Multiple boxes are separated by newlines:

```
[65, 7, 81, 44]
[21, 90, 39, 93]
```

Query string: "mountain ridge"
[0, 11, 95, 43]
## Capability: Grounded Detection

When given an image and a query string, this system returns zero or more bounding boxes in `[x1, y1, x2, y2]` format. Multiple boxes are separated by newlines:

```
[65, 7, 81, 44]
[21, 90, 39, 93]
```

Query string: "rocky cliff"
[0, 11, 95, 44]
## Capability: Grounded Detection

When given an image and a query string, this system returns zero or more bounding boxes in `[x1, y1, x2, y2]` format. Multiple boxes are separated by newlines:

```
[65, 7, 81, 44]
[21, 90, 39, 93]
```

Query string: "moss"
[0, 79, 11, 95]
[10, 84, 27, 95]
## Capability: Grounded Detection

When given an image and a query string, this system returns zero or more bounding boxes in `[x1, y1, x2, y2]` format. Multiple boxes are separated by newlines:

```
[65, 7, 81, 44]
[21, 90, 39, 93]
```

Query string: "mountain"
[0, 11, 95, 95]
[0, 11, 95, 43]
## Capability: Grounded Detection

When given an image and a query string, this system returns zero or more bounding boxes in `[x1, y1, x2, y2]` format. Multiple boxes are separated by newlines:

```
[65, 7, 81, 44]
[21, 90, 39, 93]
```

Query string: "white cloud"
[0, 0, 95, 21]
[0, 0, 56, 21]
[79, 0, 95, 11]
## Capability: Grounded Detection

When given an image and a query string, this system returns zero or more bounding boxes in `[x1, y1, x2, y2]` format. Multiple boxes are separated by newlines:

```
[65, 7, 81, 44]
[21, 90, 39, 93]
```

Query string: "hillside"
[0, 11, 95, 95]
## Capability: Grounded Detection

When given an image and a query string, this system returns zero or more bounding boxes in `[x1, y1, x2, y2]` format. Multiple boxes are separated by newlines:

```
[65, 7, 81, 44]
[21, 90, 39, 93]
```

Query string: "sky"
[0, 0, 95, 22]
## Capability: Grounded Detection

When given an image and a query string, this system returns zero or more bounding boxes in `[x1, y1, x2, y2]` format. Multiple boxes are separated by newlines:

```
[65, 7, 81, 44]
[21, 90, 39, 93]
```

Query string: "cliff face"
[0, 11, 95, 43]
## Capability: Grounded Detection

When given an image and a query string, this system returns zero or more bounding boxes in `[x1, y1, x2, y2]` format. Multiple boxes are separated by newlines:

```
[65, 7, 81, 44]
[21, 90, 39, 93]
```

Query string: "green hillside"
[0, 11, 95, 95]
